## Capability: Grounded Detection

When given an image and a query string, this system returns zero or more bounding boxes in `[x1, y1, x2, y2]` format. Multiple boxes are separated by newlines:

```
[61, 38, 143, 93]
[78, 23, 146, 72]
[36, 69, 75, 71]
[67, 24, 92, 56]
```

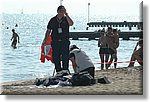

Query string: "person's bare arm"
[64, 10, 74, 26]
[17, 34, 20, 43]
[66, 14, 74, 26]
[70, 57, 78, 73]
[133, 42, 139, 52]
[42, 29, 51, 45]
[114, 34, 119, 48]
[98, 37, 101, 47]
[11, 34, 14, 41]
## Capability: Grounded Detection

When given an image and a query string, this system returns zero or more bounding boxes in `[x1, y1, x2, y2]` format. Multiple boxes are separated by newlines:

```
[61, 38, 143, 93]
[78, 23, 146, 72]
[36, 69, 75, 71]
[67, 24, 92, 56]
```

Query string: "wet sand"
[0, 66, 143, 95]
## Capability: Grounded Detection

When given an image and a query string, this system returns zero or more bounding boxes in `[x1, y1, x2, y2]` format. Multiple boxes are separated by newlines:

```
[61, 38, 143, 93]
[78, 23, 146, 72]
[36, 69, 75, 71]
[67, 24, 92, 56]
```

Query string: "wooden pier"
[69, 31, 143, 40]
[70, 21, 143, 40]
[69, 21, 143, 40]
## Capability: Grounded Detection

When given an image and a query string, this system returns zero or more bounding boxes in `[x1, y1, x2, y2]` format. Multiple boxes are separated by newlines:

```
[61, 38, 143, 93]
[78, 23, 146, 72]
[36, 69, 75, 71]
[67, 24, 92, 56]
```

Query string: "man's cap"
[69, 45, 79, 51]
[57, 5, 65, 11]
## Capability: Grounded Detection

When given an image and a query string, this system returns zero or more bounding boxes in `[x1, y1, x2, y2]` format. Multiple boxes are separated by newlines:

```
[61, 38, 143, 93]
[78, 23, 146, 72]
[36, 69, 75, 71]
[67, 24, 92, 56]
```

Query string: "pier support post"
[122, 37, 130, 40]
[88, 37, 95, 40]
[72, 37, 79, 40]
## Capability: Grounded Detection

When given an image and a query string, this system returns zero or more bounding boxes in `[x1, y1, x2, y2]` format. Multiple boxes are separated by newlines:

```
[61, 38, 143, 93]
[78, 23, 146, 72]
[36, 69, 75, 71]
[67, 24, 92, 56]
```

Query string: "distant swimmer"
[15, 24, 18, 27]
[11, 29, 20, 49]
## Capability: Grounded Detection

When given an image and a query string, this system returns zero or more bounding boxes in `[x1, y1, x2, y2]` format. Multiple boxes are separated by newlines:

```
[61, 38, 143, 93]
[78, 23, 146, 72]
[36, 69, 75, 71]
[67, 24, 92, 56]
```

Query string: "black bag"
[35, 77, 58, 86]
[97, 76, 111, 84]
[71, 72, 93, 86]
[35, 78, 46, 86]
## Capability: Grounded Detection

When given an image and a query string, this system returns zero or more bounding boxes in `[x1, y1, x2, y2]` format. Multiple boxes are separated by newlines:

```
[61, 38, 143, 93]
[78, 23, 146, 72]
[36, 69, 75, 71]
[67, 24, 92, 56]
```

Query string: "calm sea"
[0, 14, 141, 82]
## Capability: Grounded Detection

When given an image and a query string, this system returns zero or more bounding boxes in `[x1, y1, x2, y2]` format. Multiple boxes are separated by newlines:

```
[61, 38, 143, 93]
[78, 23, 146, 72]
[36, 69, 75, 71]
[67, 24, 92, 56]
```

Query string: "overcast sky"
[0, 0, 142, 16]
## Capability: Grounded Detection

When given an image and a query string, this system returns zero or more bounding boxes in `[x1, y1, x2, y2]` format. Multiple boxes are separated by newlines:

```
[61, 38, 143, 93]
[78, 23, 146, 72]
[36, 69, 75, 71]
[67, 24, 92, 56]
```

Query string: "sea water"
[0, 14, 141, 82]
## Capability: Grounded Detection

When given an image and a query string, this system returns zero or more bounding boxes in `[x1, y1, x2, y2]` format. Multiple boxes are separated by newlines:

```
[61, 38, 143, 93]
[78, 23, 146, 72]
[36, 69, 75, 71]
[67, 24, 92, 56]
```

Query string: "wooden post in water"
[88, 3, 90, 23]
[60, 0, 63, 5]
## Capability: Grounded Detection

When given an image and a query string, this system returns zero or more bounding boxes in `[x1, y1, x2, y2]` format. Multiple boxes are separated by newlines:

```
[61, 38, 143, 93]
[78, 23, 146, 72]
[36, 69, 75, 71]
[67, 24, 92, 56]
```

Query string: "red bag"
[40, 35, 53, 63]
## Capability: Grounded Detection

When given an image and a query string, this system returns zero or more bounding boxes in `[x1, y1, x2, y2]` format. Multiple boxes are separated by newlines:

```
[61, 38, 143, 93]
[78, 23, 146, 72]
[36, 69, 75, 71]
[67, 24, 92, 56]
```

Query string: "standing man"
[104, 27, 115, 69]
[107, 29, 119, 68]
[11, 29, 20, 49]
[42, 5, 74, 74]
[98, 29, 107, 70]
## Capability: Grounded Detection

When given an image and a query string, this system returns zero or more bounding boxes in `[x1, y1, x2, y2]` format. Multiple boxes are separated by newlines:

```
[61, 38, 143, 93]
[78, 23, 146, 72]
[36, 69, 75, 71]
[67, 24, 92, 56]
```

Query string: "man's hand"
[72, 63, 77, 68]
[65, 12, 68, 16]
[63, 9, 68, 16]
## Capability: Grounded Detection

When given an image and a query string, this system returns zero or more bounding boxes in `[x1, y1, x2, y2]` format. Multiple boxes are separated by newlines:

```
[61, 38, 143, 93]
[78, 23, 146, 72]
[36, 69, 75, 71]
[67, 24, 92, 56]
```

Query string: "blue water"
[0, 14, 141, 82]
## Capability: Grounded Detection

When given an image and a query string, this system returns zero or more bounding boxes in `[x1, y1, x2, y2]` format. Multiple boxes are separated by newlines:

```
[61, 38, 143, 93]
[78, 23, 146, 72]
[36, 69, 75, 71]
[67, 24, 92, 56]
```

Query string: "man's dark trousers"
[51, 40, 70, 72]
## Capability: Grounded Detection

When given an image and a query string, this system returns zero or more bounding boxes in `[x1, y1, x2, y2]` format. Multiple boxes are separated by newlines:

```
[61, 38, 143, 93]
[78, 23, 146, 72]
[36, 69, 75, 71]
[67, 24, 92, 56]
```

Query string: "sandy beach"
[0, 66, 143, 95]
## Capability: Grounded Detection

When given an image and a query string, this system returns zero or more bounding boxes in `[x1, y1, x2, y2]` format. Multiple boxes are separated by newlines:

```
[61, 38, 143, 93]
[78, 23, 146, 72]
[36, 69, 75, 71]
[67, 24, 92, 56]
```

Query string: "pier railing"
[87, 21, 143, 30]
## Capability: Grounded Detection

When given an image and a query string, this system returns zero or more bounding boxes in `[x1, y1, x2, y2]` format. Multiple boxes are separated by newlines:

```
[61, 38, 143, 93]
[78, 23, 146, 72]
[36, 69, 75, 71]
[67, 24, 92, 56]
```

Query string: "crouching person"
[69, 45, 95, 79]
[128, 39, 143, 67]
